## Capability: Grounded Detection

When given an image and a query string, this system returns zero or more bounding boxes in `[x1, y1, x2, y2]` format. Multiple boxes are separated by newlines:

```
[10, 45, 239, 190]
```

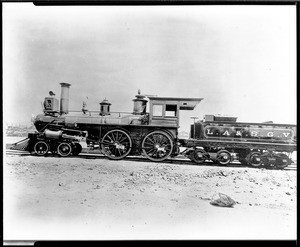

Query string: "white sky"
[3, 4, 297, 132]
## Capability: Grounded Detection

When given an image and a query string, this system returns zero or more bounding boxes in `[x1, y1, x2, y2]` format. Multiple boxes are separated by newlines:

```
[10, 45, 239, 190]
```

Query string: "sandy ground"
[3, 149, 297, 240]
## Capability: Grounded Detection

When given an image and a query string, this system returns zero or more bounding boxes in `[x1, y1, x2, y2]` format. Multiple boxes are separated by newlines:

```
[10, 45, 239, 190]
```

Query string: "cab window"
[165, 104, 177, 117]
[153, 104, 163, 117]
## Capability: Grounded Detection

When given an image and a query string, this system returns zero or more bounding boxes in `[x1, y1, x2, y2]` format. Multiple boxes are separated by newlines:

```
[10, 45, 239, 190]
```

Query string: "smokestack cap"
[60, 82, 71, 87]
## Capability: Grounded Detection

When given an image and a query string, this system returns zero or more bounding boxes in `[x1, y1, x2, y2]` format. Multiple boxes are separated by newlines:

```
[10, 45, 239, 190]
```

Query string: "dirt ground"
[3, 153, 297, 240]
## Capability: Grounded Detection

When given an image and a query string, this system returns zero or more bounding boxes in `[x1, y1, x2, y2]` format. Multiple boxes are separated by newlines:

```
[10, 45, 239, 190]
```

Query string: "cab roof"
[147, 96, 203, 110]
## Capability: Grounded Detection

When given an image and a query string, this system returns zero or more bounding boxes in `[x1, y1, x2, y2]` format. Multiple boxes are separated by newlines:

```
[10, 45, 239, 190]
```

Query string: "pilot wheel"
[57, 142, 72, 157]
[141, 130, 173, 162]
[34, 141, 49, 156]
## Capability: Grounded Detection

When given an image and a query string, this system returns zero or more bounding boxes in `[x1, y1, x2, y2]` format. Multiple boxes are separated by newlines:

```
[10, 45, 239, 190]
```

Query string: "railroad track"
[5, 149, 297, 171]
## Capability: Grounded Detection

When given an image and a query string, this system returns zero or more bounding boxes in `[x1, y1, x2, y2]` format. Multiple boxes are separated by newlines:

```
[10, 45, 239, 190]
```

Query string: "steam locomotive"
[12, 82, 297, 169]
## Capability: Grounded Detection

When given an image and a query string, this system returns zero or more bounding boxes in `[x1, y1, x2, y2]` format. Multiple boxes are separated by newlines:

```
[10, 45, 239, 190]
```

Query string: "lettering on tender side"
[204, 126, 293, 139]
[223, 130, 230, 136]
[207, 129, 213, 135]
[251, 131, 258, 137]
[235, 130, 242, 136]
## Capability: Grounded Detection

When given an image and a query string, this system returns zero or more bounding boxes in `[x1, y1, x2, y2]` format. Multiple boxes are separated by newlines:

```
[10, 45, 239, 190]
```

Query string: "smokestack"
[60, 82, 71, 114]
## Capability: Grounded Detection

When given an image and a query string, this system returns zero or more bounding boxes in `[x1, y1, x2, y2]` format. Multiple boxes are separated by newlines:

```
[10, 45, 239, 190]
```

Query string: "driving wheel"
[141, 130, 173, 162]
[101, 129, 132, 160]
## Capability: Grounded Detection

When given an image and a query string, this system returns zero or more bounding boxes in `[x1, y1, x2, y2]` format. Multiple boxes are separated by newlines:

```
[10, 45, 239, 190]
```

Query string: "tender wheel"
[72, 143, 82, 156]
[141, 130, 173, 162]
[101, 129, 132, 160]
[190, 149, 208, 164]
[275, 153, 290, 169]
[57, 142, 72, 157]
[34, 141, 49, 156]
[246, 151, 262, 167]
[216, 150, 231, 165]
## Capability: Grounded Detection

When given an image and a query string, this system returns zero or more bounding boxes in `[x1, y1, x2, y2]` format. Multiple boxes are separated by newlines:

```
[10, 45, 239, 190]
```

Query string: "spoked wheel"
[275, 153, 290, 169]
[72, 143, 82, 156]
[57, 142, 72, 157]
[34, 141, 49, 156]
[101, 129, 132, 160]
[216, 150, 231, 165]
[246, 151, 262, 167]
[141, 130, 173, 162]
[190, 149, 209, 164]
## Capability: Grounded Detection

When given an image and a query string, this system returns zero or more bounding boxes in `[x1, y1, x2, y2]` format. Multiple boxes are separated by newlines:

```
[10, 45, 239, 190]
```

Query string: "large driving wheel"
[141, 130, 173, 162]
[246, 151, 262, 167]
[190, 149, 209, 164]
[101, 129, 132, 160]
[216, 150, 231, 165]
[57, 142, 72, 157]
[34, 141, 49, 156]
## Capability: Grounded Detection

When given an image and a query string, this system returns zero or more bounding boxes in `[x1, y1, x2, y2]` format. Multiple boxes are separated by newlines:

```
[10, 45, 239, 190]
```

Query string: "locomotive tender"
[185, 116, 296, 168]
[15, 82, 296, 169]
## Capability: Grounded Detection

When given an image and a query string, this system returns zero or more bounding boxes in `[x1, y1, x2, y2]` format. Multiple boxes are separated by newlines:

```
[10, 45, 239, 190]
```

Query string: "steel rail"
[5, 149, 297, 171]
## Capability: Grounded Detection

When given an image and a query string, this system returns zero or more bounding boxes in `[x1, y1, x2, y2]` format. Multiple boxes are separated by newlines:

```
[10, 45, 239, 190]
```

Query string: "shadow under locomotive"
[10, 83, 297, 170]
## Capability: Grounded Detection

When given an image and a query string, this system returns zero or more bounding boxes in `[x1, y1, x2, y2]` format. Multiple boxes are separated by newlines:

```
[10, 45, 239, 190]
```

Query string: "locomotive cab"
[147, 96, 203, 127]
